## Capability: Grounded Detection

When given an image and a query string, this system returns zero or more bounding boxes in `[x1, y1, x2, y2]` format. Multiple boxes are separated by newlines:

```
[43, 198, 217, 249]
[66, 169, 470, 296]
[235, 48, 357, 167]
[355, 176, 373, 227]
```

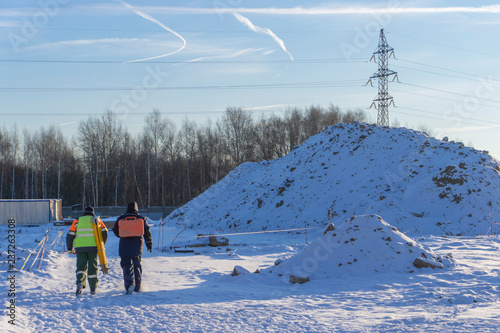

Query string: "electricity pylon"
[367, 29, 398, 127]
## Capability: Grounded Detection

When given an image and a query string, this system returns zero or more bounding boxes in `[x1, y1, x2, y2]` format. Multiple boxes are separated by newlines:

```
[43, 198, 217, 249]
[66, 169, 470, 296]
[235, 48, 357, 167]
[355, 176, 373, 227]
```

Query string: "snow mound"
[166, 122, 500, 236]
[261, 215, 455, 280]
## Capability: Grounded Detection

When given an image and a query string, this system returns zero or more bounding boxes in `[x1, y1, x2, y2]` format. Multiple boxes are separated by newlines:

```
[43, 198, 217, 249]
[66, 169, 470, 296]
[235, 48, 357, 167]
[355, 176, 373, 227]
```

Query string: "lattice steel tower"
[367, 29, 398, 127]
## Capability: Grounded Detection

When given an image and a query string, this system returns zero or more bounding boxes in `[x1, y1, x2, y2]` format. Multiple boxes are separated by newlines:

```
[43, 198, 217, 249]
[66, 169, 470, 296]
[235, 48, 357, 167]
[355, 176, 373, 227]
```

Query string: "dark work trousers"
[76, 252, 98, 291]
[120, 256, 142, 292]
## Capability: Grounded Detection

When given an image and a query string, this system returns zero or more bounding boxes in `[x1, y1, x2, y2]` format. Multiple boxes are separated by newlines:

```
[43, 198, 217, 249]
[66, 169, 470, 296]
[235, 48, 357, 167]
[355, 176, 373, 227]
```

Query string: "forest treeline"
[0, 105, 366, 208]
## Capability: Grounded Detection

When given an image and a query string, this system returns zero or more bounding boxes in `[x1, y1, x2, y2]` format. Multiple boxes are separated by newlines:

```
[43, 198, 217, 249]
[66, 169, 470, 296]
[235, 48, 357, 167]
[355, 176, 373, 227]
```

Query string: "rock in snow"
[261, 215, 455, 281]
[166, 122, 500, 236]
[231, 265, 250, 276]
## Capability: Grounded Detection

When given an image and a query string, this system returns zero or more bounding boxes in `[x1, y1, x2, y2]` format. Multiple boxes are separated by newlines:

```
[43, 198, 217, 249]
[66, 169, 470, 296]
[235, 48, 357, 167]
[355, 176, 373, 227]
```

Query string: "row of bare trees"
[0, 104, 366, 208]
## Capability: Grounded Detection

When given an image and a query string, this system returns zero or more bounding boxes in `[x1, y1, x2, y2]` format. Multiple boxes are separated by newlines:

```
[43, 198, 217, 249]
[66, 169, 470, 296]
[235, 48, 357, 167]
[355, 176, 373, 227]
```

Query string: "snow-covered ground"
[2, 221, 500, 332]
[2, 124, 499, 332]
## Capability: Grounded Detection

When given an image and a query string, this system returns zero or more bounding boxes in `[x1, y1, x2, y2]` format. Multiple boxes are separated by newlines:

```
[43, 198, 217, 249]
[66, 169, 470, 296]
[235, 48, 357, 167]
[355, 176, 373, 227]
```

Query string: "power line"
[0, 106, 367, 117]
[393, 88, 500, 109]
[0, 58, 367, 64]
[399, 82, 500, 104]
[392, 64, 498, 85]
[0, 80, 366, 92]
[396, 58, 486, 79]
[0, 26, 358, 34]
[393, 106, 500, 128]
[0, 110, 230, 117]
[387, 31, 500, 60]
[396, 106, 498, 126]
[1, 56, 496, 88]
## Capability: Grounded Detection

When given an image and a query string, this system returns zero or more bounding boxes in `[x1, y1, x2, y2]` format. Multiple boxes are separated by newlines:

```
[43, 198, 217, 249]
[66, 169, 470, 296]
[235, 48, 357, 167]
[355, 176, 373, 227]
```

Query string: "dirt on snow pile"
[166, 122, 500, 236]
[256, 215, 455, 282]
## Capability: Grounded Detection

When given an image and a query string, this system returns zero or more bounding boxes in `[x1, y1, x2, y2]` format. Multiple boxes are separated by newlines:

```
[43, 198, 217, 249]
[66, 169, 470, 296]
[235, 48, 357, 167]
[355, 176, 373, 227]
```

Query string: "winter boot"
[76, 283, 84, 296]
[126, 285, 135, 295]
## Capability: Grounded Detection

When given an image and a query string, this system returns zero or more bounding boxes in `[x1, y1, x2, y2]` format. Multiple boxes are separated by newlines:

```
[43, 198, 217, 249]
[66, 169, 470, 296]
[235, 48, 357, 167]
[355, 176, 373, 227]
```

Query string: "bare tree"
[253, 116, 275, 161]
[204, 120, 221, 188]
[303, 105, 323, 138]
[252, 114, 288, 160]
[0, 127, 13, 198]
[178, 118, 198, 201]
[22, 130, 32, 199]
[160, 118, 178, 206]
[28, 125, 73, 200]
[284, 107, 304, 151]
[323, 104, 343, 128]
[32, 127, 54, 198]
[143, 109, 176, 206]
[342, 108, 366, 123]
[221, 107, 254, 166]
[118, 132, 145, 208]
[196, 126, 209, 192]
[78, 110, 124, 206]
[10, 126, 19, 199]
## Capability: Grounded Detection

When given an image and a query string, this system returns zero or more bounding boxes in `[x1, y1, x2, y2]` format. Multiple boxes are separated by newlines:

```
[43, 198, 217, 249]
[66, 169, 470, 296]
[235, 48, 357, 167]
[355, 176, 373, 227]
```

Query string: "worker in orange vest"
[66, 206, 108, 296]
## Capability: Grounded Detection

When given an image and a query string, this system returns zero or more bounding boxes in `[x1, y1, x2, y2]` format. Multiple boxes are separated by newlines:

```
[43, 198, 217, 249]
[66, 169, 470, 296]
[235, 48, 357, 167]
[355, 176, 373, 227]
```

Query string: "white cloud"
[25, 37, 176, 52]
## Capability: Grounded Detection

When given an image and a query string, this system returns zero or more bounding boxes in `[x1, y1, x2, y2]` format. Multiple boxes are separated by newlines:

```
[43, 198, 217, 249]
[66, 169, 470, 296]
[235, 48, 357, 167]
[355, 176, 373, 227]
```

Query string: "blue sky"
[1, 0, 500, 159]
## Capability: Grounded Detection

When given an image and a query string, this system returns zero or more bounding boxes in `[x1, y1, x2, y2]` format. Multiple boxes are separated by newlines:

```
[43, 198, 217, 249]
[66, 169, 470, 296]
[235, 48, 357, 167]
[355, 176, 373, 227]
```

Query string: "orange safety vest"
[118, 216, 145, 237]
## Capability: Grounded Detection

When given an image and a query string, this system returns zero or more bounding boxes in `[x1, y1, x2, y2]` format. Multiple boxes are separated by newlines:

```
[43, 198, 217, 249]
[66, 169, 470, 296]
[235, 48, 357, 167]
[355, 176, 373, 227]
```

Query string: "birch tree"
[221, 107, 254, 166]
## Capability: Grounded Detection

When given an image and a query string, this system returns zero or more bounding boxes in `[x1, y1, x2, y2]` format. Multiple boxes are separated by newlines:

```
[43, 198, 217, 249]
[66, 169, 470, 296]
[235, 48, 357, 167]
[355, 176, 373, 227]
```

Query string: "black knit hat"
[126, 202, 138, 213]
[84, 206, 94, 214]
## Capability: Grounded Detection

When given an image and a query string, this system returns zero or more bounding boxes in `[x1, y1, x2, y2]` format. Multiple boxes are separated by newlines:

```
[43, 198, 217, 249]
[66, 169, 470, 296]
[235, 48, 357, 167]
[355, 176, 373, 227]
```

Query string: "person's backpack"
[118, 216, 145, 237]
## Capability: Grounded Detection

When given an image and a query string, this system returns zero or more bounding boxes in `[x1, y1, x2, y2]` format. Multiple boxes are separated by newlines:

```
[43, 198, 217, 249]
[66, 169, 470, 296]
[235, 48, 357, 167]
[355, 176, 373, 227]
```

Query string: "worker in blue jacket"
[112, 202, 153, 294]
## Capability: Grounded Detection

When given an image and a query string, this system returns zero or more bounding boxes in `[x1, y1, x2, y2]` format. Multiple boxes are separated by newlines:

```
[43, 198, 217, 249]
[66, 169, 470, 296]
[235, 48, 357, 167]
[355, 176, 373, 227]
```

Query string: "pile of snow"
[259, 215, 455, 281]
[166, 122, 500, 236]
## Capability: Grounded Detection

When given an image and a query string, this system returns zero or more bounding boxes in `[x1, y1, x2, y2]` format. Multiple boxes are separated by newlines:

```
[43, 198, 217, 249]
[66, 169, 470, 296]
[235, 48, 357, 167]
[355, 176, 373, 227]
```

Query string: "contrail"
[119, 0, 186, 63]
[233, 12, 293, 61]
[186, 48, 262, 63]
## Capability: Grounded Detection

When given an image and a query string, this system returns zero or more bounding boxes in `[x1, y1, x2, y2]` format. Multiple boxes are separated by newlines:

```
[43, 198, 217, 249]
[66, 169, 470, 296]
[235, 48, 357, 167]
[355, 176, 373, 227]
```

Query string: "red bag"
[118, 216, 145, 237]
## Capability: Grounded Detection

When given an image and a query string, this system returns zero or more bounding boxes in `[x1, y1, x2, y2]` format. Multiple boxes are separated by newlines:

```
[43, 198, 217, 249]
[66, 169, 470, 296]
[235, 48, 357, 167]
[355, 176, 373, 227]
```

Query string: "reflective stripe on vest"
[74, 215, 97, 249]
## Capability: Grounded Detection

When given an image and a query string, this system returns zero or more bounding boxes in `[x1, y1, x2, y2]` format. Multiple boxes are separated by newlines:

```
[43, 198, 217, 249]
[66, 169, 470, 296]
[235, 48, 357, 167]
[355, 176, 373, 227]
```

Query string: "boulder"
[413, 257, 443, 269]
[231, 265, 250, 276]
[323, 223, 335, 235]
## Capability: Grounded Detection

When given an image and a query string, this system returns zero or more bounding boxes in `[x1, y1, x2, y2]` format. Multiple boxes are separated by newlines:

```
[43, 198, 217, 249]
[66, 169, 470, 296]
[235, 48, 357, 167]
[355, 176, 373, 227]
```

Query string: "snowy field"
[2, 221, 500, 333]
